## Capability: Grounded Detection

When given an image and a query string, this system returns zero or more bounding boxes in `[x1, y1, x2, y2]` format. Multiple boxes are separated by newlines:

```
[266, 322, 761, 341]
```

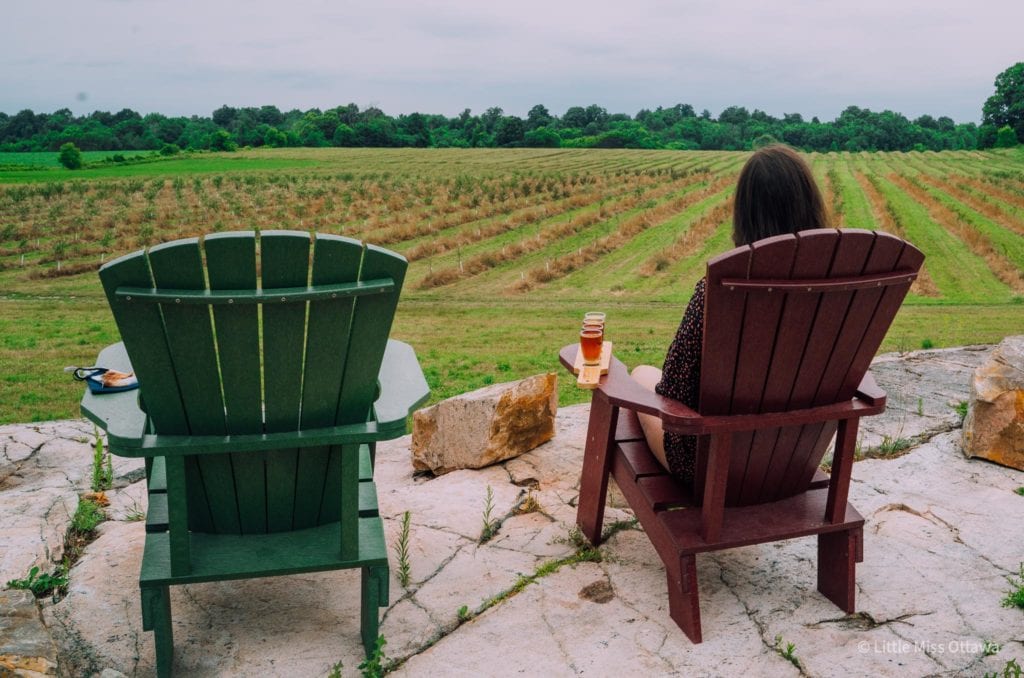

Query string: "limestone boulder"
[963, 335, 1024, 469]
[412, 373, 557, 475]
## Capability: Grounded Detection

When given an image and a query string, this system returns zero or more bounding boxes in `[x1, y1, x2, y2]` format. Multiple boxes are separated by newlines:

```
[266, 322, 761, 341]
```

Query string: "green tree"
[208, 129, 237, 151]
[523, 126, 560, 147]
[995, 125, 1020, 148]
[262, 126, 288, 147]
[58, 142, 83, 169]
[526, 104, 552, 130]
[495, 116, 525, 146]
[983, 62, 1024, 144]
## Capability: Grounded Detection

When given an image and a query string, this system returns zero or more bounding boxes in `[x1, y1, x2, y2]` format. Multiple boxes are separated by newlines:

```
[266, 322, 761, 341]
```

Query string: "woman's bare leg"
[631, 365, 670, 472]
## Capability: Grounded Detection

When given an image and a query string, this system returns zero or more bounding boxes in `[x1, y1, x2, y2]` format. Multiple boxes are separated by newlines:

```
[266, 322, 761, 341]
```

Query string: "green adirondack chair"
[80, 231, 429, 677]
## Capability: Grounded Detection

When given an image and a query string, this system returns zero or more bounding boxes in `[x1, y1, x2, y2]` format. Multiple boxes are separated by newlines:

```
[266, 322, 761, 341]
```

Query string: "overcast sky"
[3, 0, 1022, 124]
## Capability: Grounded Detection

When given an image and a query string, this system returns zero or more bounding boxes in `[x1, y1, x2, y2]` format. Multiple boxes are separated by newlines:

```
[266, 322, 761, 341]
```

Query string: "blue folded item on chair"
[69, 366, 139, 393]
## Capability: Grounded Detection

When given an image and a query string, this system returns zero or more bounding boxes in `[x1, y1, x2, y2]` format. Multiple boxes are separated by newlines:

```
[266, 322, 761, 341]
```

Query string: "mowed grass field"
[1, 147, 1023, 423]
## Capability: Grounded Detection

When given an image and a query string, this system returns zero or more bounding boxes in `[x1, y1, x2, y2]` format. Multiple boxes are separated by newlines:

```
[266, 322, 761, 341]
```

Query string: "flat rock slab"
[3, 347, 1023, 677]
[0, 420, 143, 585]
[0, 589, 58, 676]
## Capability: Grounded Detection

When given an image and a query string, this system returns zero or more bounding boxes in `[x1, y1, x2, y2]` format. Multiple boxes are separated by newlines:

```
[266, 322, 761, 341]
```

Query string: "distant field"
[1, 147, 1023, 423]
[0, 150, 153, 168]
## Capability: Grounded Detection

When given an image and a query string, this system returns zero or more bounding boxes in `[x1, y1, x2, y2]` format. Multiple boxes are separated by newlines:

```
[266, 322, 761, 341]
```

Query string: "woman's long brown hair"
[733, 144, 828, 246]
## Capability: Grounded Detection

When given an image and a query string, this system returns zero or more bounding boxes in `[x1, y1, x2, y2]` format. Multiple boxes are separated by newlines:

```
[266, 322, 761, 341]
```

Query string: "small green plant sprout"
[71, 498, 106, 534]
[983, 640, 1002, 657]
[916, 397, 924, 416]
[480, 485, 497, 543]
[394, 511, 412, 588]
[91, 426, 113, 492]
[1002, 564, 1024, 611]
[457, 604, 470, 622]
[955, 400, 970, 425]
[921, 338, 935, 350]
[6, 565, 68, 598]
[326, 660, 343, 678]
[984, 658, 1022, 678]
[877, 435, 912, 456]
[774, 634, 799, 668]
[358, 635, 388, 678]
[1015, 487, 1024, 497]
[124, 498, 146, 522]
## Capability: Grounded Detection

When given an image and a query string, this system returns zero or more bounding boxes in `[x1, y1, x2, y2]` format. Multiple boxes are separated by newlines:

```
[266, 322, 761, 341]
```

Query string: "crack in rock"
[539, 594, 583, 676]
[713, 556, 809, 677]
[871, 502, 1017, 577]
[806, 610, 931, 630]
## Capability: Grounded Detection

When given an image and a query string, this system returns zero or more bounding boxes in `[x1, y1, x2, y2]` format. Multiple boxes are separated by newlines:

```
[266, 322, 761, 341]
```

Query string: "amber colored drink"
[580, 328, 603, 365]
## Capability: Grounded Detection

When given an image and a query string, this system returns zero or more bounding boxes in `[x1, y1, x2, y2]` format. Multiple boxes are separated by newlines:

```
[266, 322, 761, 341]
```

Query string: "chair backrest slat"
[700, 229, 921, 506]
[205, 232, 267, 534]
[259, 231, 312, 533]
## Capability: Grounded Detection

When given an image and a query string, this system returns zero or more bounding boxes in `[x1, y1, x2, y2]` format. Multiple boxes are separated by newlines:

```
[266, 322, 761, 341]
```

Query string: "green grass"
[1, 148, 1023, 424]
[0, 150, 152, 168]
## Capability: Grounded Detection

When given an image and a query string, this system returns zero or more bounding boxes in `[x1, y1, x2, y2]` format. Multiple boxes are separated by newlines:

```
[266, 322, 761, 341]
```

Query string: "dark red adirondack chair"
[559, 228, 923, 642]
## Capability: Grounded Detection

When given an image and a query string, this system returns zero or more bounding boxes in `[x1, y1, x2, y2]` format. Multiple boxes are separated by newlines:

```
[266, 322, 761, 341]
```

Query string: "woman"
[632, 144, 829, 488]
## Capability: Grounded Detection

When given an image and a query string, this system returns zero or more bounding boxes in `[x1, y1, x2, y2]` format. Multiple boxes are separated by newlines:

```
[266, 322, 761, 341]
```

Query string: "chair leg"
[141, 585, 174, 678]
[360, 565, 388, 657]
[818, 528, 857, 613]
[577, 393, 617, 545]
[666, 554, 702, 643]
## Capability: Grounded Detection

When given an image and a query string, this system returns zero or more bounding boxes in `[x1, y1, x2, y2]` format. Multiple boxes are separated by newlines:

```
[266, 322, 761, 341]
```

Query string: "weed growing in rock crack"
[916, 397, 924, 416]
[395, 511, 412, 588]
[774, 634, 799, 668]
[71, 498, 105, 533]
[600, 517, 639, 542]
[91, 426, 113, 492]
[469, 526, 604, 620]
[358, 635, 390, 678]
[876, 435, 912, 457]
[480, 485, 497, 542]
[985, 658, 1022, 678]
[564, 524, 590, 550]
[63, 498, 107, 572]
[457, 605, 470, 622]
[983, 640, 1002, 656]
[326, 661, 342, 678]
[1001, 564, 1024, 611]
[124, 498, 145, 522]
[5, 565, 68, 597]
[1015, 487, 1024, 497]
[954, 400, 969, 426]
[515, 489, 541, 514]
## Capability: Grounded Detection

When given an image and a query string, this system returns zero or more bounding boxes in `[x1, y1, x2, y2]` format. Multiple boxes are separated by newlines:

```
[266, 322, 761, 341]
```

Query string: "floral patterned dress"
[654, 278, 705, 488]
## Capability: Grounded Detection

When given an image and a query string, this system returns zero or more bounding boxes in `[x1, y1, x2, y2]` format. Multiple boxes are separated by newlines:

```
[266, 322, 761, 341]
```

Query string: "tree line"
[4, 63, 1022, 155]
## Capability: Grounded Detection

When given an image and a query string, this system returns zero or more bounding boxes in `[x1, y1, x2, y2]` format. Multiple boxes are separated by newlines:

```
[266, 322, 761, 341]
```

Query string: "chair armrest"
[854, 371, 886, 407]
[374, 339, 431, 429]
[80, 342, 148, 448]
[558, 344, 887, 436]
[558, 344, 702, 425]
